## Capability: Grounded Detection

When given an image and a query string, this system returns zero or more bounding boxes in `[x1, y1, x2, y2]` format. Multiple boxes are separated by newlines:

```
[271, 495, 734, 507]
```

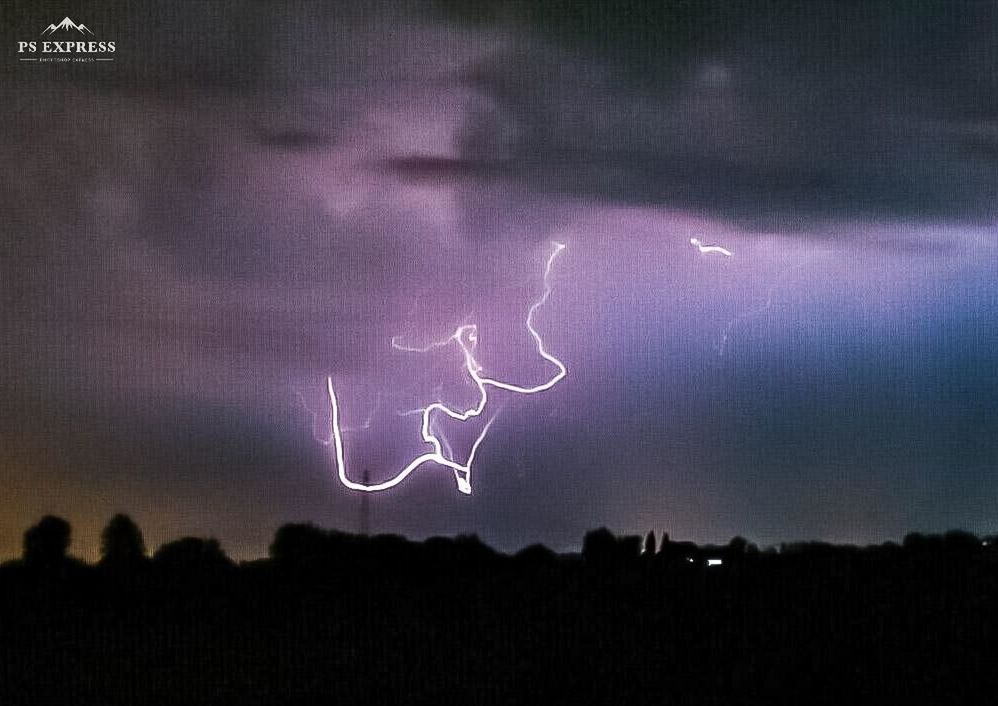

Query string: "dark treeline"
[2, 515, 997, 705]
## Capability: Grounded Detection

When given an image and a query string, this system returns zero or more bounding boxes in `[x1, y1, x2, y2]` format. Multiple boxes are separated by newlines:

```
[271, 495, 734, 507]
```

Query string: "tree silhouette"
[2, 515, 997, 704]
[153, 537, 232, 571]
[99, 514, 147, 566]
[582, 527, 641, 567]
[515, 543, 558, 567]
[23, 515, 71, 567]
[583, 527, 617, 565]
[269, 522, 330, 566]
[943, 529, 979, 552]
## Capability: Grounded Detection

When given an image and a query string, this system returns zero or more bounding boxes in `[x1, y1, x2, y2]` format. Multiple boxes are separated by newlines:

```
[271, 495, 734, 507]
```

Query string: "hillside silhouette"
[1, 515, 996, 705]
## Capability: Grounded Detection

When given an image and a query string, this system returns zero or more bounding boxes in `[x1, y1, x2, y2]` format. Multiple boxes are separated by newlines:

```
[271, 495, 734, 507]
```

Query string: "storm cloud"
[1, 0, 996, 559]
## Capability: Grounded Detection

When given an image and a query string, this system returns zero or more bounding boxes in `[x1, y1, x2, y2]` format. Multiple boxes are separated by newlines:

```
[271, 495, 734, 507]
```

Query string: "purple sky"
[2, 1, 997, 559]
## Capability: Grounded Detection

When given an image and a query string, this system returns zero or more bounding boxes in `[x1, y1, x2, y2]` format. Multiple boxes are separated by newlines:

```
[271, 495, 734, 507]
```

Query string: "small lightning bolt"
[714, 247, 822, 357]
[327, 242, 568, 494]
[298, 391, 381, 446]
[691, 237, 733, 257]
[717, 282, 777, 357]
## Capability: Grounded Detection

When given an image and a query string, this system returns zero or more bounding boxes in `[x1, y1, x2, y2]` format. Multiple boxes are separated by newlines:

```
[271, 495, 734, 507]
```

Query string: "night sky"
[2, 1, 996, 560]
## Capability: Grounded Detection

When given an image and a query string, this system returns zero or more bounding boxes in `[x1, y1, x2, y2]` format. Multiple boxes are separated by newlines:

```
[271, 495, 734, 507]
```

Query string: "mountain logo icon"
[41, 17, 94, 36]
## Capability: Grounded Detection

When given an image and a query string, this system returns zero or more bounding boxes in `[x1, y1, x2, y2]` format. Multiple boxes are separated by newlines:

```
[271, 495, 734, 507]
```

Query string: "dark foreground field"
[2, 519, 996, 705]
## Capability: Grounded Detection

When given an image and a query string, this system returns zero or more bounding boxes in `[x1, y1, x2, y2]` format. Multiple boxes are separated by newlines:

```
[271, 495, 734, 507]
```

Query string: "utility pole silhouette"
[360, 468, 370, 536]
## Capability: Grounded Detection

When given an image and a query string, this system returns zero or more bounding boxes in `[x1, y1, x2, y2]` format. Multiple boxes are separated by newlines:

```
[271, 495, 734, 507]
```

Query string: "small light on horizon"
[707, 558, 723, 567]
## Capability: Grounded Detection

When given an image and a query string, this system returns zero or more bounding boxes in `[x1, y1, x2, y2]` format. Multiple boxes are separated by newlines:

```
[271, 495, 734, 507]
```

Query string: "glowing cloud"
[327, 242, 568, 494]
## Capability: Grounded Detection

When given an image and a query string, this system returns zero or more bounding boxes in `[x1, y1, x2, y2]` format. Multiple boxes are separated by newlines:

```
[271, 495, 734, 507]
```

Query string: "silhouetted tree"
[269, 522, 330, 566]
[451, 534, 500, 566]
[583, 527, 640, 568]
[515, 543, 558, 567]
[728, 536, 748, 554]
[903, 532, 944, 553]
[727, 536, 759, 557]
[943, 530, 979, 552]
[99, 514, 147, 566]
[583, 527, 617, 565]
[153, 537, 232, 571]
[23, 515, 71, 567]
[618, 534, 642, 559]
[644, 531, 656, 556]
[5, 513, 998, 704]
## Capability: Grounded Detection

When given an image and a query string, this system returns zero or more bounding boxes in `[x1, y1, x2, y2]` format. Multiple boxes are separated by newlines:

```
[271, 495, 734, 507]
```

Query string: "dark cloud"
[7, 1, 995, 224]
[445, 4, 998, 225]
[379, 156, 498, 183]
[257, 130, 333, 151]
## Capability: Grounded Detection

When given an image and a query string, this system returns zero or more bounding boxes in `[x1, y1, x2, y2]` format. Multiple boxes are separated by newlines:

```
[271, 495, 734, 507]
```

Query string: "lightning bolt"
[327, 241, 568, 494]
[691, 237, 733, 257]
[715, 248, 823, 357]
[717, 283, 777, 357]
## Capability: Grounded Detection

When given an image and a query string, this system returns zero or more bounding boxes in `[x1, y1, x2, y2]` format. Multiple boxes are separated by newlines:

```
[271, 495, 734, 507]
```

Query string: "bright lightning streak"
[691, 237, 733, 257]
[327, 242, 568, 495]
